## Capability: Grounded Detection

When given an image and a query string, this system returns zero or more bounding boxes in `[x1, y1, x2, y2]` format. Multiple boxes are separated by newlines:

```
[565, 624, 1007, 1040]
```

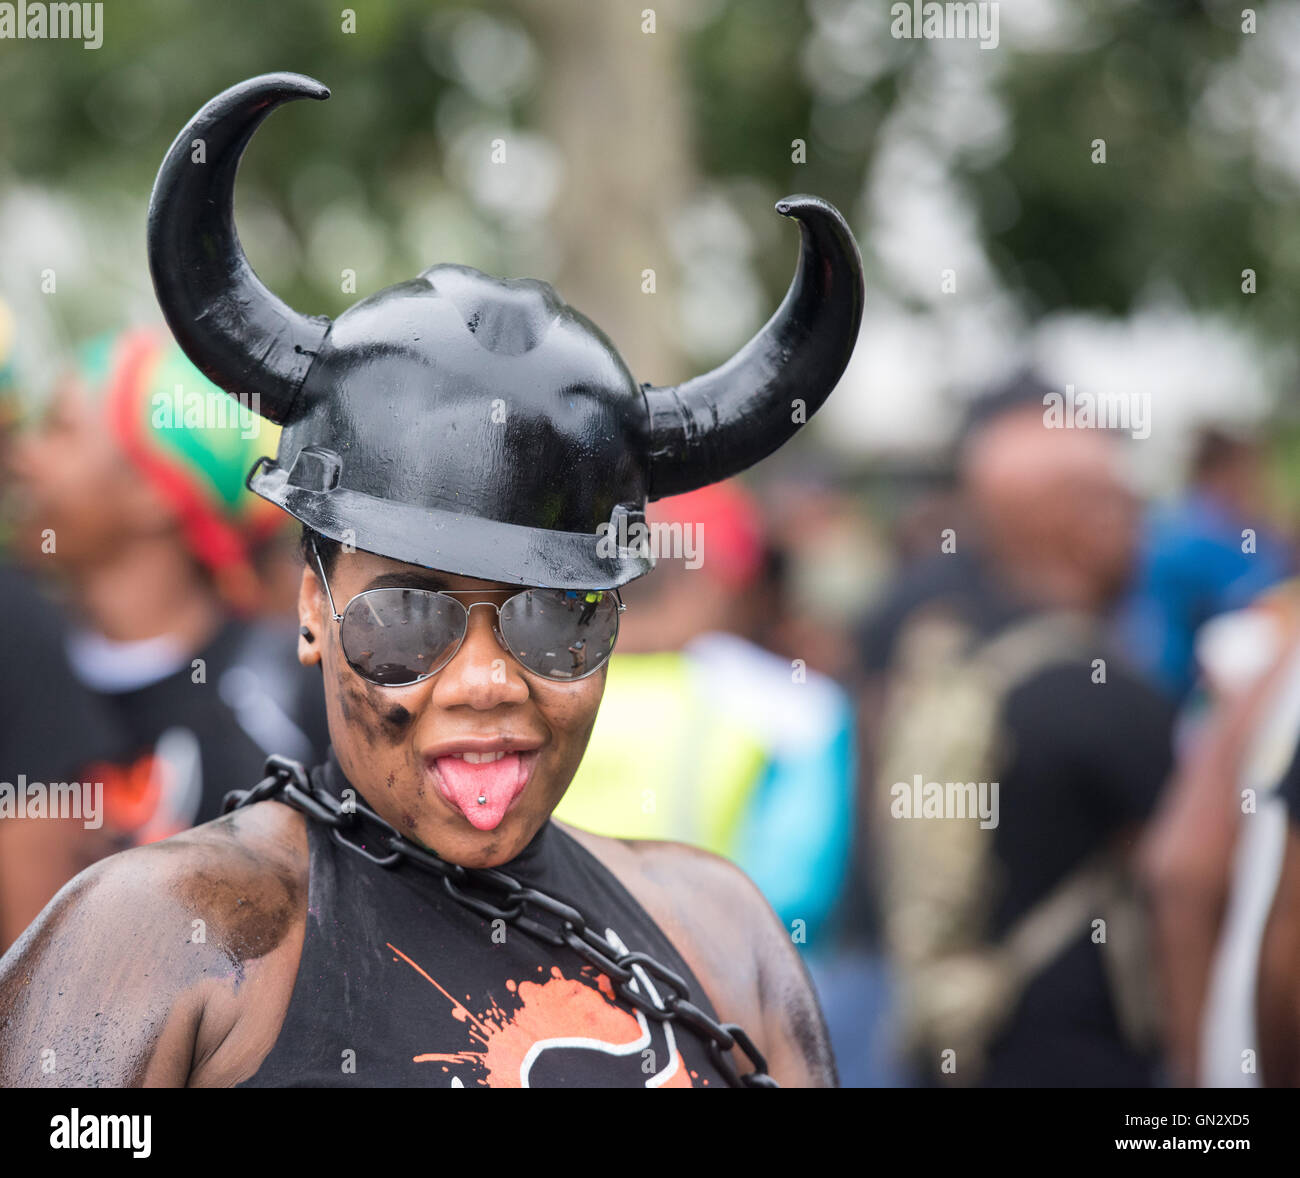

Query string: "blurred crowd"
[4, 308, 1300, 1088]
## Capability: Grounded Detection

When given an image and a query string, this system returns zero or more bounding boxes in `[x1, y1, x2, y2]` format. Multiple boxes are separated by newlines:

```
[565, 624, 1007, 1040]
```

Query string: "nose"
[430, 599, 530, 710]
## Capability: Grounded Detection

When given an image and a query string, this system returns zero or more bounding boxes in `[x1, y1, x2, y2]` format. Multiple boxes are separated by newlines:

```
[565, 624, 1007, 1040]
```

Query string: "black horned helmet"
[147, 73, 864, 589]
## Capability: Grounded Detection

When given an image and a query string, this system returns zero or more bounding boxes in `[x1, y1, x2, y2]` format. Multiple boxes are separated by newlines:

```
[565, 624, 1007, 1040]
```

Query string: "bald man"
[960, 402, 1142, 611]
[867, 393, 1177, 1088]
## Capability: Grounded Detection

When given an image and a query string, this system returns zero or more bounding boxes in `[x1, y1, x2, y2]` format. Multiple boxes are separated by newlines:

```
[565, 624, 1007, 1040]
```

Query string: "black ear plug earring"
[300, 626, 314, 641]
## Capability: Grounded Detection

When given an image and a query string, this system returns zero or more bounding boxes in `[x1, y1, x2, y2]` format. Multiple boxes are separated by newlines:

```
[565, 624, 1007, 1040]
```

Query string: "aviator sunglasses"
[309, 539, 625, 686]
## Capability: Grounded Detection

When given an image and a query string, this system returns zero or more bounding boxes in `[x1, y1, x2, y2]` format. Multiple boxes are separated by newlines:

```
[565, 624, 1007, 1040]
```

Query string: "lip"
[421, 736, 544, 761]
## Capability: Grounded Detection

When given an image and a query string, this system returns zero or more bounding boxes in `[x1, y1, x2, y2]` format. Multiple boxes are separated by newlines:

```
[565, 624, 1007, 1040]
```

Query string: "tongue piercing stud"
[477, 795, 487, 805]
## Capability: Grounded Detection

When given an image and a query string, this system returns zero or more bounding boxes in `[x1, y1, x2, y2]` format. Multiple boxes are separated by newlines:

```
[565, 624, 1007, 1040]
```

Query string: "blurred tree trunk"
[520, 0, 694, 385]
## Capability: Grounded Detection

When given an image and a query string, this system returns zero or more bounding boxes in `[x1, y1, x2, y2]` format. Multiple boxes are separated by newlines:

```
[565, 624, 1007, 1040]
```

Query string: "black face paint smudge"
[339, 672, 416, 749]
[380, 702, 413, 735]
[335, 666, 387, 749]
[336, 669, 357, 727]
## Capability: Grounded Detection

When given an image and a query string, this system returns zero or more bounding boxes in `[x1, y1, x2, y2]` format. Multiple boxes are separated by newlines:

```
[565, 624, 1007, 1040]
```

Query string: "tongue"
[435, 754, 525, 831]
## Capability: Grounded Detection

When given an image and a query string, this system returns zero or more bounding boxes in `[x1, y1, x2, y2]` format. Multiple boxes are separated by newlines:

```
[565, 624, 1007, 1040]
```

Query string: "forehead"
[335, 547, 530, 594]
[33, 377, 116, 458]
[44, 374, 95, 421]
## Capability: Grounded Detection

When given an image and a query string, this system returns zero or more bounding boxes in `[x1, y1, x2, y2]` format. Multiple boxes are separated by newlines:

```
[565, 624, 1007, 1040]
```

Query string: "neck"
[73, 538, 224, 647]
[993, 559, 1100, 615]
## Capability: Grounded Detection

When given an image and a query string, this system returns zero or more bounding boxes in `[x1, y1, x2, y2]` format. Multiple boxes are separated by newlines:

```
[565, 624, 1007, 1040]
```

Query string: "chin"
[414, 811, 536, 871]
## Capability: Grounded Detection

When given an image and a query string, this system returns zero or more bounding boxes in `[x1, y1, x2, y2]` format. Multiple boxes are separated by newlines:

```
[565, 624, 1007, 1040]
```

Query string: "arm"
[1137, 709, 1245, 1086]
[650, 842, 836, 1087]
[0, 815, 112, 953]
[0, 803, 306, 1088]
[1258, 825, 1300, 1087]
[0, 848, 208, 1087]
[744, 870, 838, 1087]
[1138, 650, 1286, 1086]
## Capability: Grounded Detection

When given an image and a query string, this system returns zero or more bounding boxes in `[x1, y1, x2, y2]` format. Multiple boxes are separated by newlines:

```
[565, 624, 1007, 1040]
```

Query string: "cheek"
[325, 646, 421, 750]
[23, 444, 80, 514]
[32, 465, 121, 554]
[67, 454, 133, 538]
[64, 434, 121, 499]
[534, 677, 605, 765]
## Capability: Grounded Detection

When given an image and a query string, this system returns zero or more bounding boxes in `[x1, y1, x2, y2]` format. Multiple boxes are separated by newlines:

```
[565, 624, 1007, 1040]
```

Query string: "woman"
[0, 74, 863, 1088]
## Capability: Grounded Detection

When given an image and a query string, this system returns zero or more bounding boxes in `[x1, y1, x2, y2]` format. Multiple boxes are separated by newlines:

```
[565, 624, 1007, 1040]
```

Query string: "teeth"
[458, 751, 506, 764]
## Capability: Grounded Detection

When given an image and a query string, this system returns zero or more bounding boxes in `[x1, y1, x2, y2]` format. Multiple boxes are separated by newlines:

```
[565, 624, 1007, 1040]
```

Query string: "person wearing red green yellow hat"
[0, 302, 124, 950]
[0, 298, 20, 503]
[4, 326, 327, 887]
[0, 298, 15, 402]
[13, 327, 286, 614]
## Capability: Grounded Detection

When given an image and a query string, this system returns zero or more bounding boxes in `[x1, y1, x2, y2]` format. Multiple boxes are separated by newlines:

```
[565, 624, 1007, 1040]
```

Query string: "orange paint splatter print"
[386, 926, 705, 1088]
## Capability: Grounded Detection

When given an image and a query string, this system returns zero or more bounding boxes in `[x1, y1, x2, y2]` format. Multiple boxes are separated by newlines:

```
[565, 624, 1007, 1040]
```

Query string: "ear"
[297, 565, 325, 668]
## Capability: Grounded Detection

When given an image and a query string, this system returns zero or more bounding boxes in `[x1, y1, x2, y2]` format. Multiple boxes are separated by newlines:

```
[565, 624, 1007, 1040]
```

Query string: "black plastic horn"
[147, 73, 333, 425]
[641, 194, 864, 500]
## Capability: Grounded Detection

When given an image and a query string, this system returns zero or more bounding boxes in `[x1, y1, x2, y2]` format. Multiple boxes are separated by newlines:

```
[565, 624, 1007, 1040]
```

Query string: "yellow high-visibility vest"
[556, 651, 766, 856]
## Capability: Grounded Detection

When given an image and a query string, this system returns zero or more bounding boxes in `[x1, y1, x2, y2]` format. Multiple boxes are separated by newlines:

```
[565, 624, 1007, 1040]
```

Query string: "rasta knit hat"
[0, 299, 17, 429]
[75, 327, 285, 609]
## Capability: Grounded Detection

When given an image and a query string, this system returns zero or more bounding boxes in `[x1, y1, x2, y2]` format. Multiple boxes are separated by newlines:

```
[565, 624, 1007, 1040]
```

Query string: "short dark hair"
[957, 369, 1056, 450]
[299, 524, 342, 578]
[1191, 427, 1254, 482]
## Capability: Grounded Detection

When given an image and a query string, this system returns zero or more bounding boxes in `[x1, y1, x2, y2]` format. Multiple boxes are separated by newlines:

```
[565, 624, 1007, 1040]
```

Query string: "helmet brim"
[250, 459, 653, 590]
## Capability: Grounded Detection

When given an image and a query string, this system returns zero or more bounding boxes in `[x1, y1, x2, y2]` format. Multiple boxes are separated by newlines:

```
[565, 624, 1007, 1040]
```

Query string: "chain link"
[224, 756, 778, 1088]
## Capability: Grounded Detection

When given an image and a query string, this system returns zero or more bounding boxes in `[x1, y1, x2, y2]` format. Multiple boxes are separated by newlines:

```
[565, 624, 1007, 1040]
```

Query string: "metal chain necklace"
[224, 756, 779, 1089]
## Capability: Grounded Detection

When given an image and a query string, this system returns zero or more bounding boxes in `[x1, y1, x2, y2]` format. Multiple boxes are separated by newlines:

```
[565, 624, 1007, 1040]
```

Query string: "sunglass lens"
[498, 589, 619, 680]
[341, 589, 465, 685]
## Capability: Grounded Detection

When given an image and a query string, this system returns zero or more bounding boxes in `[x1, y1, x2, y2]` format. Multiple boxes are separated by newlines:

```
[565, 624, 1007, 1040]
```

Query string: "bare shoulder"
[555, 821, 837, 1087]
[0, 800, 308, 1087]
[143, 796, 309, 931]
[559, 823, 764, 999]
[560, 821, 760, 913]
[17, 797, 308, 957]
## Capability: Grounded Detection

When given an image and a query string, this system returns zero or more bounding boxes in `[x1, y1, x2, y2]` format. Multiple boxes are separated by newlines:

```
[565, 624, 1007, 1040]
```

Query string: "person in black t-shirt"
[870, 396, 1176, 1087]
[982, 659, 1175, 1086]
[2, 329, 327, 944]
[0, 564, 115, 785]
[0, 563, 121, 949]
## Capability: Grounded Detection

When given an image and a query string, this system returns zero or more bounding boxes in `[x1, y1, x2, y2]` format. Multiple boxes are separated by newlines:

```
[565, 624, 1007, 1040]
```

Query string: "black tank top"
[239, 754, 731, 1088]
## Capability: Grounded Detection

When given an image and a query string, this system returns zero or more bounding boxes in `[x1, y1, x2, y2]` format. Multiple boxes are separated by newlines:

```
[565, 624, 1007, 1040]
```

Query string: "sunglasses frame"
[309, 538, 625, 686]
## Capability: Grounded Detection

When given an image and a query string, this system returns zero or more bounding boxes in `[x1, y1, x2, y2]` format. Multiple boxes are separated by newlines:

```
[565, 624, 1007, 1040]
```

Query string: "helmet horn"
[641, 194, 864, 500]
[147, 72, 333, 425]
